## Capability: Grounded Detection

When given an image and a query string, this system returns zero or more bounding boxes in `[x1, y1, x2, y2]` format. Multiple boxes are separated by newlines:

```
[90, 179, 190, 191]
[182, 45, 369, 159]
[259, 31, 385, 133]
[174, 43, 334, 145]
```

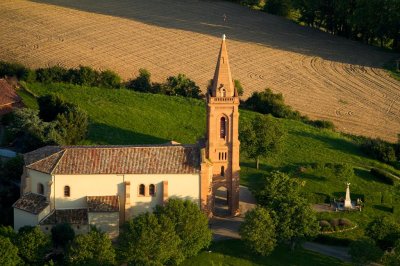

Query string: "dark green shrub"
[339, 218, 353, 228]
[244, 88, 301, 119]
[361, 138, 397, 163]
[51, 223, 75, 248]
[264, 0, 291, 17]
[36, 66, 68, 83]
[319, 220, 332, 232]
[370, 168, 396, 185]
[307, 120, 336, 130]
[314, 234, 352, 246]
[126, 68, 152, 92]
[0, 61, 35, 82]
[349, 238, 383, 265]
[38, 94, 73, 122]
[98, 70, 121, 88]
[163, 74, 203, 99]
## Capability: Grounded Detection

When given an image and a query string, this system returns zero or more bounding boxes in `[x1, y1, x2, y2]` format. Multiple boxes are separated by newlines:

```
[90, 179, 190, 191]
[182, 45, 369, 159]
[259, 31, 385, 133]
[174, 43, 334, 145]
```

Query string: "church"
[13, 35, 240, 238]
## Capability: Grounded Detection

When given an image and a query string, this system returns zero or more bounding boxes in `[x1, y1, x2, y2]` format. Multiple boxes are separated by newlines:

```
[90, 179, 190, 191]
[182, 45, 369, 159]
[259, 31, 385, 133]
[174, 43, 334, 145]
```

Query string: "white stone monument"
[344, 182, 352, 208]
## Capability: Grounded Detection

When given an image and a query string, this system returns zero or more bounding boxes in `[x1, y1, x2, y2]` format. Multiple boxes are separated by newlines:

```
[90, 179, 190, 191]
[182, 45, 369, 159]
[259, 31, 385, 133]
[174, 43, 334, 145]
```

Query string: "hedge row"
[370, 168, 398, 186]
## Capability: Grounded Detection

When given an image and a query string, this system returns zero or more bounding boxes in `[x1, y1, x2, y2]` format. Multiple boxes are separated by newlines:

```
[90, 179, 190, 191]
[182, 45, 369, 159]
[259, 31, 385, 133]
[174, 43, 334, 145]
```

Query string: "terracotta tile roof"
[40, 209, 88, 225]
[87, 196, 119, 212]
[24, 146, 63, 166]
[13, 193, 48, 214]
[26, 145, 200, 175]
[0, 79, 20, 107]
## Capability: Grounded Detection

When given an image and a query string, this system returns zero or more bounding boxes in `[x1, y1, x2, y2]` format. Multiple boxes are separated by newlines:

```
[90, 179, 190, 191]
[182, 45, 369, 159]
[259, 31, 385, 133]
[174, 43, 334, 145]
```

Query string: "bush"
[36, 66, 68, 83]
[366, 216, 400, 250]
[314, 234, 352, 246]
[98, 70, 121, 88]
[349, 238, 383, 265]
[0, 236, 22, 266]
[245, 88, 302, 120]
[0, 61, 35, 82]
[240, 207, 277, 255]
[51, 223, 75, 248]
[319, 220, 332, 232]
[370, 168, 396, 185]
[163, 74, 203, 99]
[38, 94, 73, 122]
[126, 68, 152, 92]
[339, 218, 353, 228]
[53, 106, 88, 145]
[307, 119, 336, 130]
[361, 138, 397, 163]
[329, 218, 340, 228]
[15, 226, 51, 265]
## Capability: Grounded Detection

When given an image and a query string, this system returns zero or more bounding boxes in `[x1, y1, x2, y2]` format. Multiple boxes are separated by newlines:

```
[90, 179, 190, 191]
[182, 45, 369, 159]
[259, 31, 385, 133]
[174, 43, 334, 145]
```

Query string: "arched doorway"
[214, 186, 229, 217]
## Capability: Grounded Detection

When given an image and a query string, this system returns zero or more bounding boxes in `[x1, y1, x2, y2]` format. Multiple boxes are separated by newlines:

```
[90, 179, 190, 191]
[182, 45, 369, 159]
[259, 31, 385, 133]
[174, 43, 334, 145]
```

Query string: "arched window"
[64, 186, 70, 197]
[220, 117, 226, 139]
[149, 184, 155, 196]
[221, 88, 226, 97]
[139, 184, 145, 196]
[37, 183, 44, 195]
[221, 166, 225, 176]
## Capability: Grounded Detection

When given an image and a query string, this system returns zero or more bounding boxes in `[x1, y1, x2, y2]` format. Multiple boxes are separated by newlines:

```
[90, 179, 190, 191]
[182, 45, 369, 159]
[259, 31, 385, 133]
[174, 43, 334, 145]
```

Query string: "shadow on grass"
[87, 122, 168, 145]
[373, 205, 393, 213]
[293, 130, 364, 158]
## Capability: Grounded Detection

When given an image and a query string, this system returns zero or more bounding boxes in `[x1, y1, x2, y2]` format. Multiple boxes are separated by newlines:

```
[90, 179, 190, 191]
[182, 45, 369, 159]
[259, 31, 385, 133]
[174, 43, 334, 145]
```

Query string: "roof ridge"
[26, 150, 65, 168]
[50, 149, 66, 175]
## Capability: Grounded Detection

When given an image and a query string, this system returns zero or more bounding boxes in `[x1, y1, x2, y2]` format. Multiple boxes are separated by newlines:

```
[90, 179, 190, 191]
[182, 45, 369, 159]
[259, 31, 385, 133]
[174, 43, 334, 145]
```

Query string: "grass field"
[17, 82, 400, 262]
[182, 240, 349, 266]
[1, 0, 400, 141]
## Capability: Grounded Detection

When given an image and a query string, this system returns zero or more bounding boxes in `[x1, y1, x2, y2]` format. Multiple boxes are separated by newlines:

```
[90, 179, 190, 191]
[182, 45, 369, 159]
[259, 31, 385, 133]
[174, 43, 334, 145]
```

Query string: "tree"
[264, 0, 292, 17]
[154, 198, 212, 258]
[0, 236, 22, 266]
[51, 223, 75, 248]
[256, 171, 318, 250]
[163, 74, 202, 99]
[66, 228, 115, 266]
[15, 226, 51, 265]
[239, 114, 286, 169]
[98, 70, 121, 88]
[118, 212, 183, 265]
[350, 238, 383, 265]
[37, 94, 72, 122]
[366, 216, 400, 250]
[127, 68, 152, 92]
[234, 79, 244, 96]
[53, 106, 88, 145]
[239, 207, 277, 255]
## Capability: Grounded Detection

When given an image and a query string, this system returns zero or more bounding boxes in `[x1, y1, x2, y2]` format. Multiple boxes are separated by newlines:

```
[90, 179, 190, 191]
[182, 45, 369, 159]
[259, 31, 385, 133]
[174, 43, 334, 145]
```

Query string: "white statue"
[344, 182, 352, 208]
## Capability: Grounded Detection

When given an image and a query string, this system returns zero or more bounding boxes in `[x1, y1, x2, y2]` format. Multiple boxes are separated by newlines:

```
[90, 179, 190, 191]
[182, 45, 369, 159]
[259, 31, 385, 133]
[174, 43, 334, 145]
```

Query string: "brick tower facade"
[206, 35, 240, 216]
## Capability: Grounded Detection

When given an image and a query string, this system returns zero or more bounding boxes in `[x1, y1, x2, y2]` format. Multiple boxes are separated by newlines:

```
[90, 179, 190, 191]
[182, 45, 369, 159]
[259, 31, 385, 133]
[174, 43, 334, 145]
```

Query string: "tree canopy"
[154, 198, 212, 258]
[0, 235, 22, 266]
[239, 207, 277, 255]
[15, 226, 51, 265]
[239, 114, 286, 169]
[118, 212, 183, 265]
[66, 228, 116, 266]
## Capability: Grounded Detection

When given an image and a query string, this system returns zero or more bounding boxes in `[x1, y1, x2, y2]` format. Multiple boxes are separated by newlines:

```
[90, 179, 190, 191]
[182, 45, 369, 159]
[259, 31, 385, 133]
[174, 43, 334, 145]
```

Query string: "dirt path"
[1, 0, 399, 141]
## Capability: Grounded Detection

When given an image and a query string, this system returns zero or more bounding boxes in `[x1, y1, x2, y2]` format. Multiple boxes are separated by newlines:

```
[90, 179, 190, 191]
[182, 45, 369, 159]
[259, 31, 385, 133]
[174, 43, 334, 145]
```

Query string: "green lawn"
[182, 240, 349, 266]
[19, 82, 400, 243]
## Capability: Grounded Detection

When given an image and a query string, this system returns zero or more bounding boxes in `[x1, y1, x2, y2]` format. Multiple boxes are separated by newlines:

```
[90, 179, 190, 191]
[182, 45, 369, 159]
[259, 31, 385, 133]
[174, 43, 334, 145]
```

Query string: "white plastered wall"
[28, 169, 52, 196]
[53, 174, 123, 209]
[14, 209, 38, 231]
[126, 173, 200, 216]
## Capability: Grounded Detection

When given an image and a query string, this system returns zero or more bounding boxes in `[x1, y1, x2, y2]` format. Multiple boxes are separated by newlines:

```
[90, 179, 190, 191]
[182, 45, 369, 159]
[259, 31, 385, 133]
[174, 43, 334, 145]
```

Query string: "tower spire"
[210, 34, 235, 97]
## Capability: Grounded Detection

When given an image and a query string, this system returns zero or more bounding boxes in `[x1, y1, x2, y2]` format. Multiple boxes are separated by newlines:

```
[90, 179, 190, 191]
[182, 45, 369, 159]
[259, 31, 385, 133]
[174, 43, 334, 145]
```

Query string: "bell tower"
[206, 34, 240, 216]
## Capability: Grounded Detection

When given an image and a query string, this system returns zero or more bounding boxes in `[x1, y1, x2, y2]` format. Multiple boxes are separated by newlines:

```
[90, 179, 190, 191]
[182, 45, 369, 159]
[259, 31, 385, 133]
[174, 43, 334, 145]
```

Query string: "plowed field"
[1, 0, 399, 141]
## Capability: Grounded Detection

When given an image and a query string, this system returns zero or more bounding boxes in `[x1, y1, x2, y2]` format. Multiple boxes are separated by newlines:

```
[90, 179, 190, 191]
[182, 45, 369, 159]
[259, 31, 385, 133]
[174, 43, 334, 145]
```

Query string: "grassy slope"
[19, 82, 400, 242]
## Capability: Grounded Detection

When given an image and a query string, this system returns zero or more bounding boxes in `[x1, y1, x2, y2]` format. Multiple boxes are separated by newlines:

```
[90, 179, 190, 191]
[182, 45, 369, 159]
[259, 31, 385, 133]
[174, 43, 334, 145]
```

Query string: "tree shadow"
[87, 122, 168, 145]
[31, 0, 398, 67]
[373, 204, 393, 213]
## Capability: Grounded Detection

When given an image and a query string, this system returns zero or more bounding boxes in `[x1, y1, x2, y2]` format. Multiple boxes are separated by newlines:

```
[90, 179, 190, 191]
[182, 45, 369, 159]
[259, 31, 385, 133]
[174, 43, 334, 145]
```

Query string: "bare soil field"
[1, 0, 399, 141]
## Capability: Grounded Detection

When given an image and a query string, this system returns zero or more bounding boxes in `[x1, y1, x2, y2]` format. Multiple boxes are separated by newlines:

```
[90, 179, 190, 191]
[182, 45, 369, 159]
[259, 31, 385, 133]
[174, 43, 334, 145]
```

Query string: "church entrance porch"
[213, 186, 230, 217]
